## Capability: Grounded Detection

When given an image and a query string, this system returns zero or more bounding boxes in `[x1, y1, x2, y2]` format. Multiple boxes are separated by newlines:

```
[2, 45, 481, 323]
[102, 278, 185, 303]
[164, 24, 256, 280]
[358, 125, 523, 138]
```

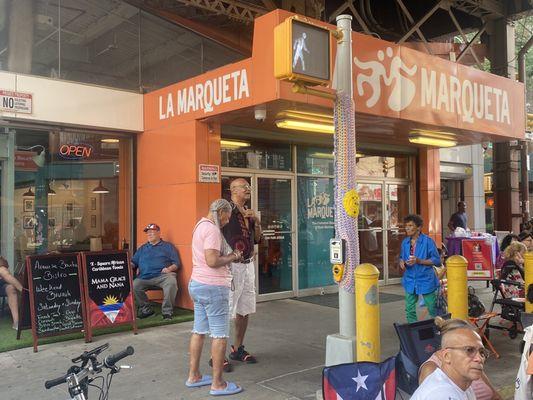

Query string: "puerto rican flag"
[323, 356, 396, 400]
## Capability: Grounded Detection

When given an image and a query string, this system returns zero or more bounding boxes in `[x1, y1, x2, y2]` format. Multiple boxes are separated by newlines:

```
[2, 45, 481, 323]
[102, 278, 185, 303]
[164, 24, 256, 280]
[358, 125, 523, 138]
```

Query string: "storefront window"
[297, 176, 334, 289]
[297, 146, 334, 176]
[221, 139, 291, 171]
[357, 156, 409, 178]
[0, 1, 242, 91]
[7, 128, 132, 272]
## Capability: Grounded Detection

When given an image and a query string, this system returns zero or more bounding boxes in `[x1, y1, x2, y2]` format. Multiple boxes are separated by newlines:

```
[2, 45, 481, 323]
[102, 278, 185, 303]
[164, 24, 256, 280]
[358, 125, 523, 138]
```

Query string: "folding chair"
[393, 316, 448, 395]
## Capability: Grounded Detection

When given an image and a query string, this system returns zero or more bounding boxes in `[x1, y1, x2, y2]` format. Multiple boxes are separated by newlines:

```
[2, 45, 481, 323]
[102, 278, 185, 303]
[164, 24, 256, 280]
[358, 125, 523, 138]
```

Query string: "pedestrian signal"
[274, 16, 331, 86]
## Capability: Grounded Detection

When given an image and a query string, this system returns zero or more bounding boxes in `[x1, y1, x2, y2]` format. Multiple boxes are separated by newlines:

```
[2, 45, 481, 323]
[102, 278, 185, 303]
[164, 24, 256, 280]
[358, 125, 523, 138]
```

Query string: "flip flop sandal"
[209, 381, 243, 396]
[208, 358, 234, 372]
[185, 374, 213, 388]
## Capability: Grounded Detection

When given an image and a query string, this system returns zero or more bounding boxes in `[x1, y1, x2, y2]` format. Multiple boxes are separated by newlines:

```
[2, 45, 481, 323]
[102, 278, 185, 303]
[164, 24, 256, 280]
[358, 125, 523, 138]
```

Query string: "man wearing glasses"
[221, 178, 262, 366]
[411, 323, 488, 400]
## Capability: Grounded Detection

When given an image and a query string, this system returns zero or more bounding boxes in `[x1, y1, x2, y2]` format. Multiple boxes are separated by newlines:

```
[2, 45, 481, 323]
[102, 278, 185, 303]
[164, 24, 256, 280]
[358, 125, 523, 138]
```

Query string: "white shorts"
[229, 261, 256, 318]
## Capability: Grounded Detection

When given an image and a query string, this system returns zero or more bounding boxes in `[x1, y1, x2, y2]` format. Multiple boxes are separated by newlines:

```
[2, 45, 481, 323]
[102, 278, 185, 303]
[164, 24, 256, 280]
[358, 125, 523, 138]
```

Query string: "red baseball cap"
[143, 223, 160, 232]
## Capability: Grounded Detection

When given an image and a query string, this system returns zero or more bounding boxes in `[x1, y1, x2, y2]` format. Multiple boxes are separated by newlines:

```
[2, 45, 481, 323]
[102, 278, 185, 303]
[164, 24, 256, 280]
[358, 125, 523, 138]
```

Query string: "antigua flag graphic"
[98, 302, 124, 323]
[323, 356, 396, 400]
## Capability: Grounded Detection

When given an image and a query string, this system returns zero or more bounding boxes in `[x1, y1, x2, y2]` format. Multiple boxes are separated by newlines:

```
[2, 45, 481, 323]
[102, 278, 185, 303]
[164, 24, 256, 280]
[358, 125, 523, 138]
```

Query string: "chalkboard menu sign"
[25, 253, 86, 351]
[82, 251, 136, 340]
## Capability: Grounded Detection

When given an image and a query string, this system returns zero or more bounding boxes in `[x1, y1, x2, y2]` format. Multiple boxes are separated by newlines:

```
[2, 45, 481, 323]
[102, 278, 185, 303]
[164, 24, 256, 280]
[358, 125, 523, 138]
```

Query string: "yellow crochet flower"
[342, 189, 360, 218]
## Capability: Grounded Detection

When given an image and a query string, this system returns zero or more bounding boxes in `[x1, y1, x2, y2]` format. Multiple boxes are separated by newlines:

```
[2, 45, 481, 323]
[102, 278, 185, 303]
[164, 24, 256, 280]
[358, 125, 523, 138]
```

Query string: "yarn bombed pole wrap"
[334, 92, 360, 293]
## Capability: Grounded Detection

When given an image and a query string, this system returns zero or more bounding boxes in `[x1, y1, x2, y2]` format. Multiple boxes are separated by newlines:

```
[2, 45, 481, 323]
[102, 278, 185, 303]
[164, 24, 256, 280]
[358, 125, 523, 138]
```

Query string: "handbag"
[515, 326, 533, 400]
[468, 286, 485, 318]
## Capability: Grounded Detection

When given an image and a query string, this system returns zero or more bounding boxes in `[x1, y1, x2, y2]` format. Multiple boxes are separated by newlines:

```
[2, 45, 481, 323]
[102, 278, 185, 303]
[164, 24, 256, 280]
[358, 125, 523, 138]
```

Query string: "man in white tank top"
[411, 327, 488, 400]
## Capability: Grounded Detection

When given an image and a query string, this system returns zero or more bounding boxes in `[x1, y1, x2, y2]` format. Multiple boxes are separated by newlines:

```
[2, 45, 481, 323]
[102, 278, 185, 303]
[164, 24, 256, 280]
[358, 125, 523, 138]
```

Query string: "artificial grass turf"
[0, 305, 193, 353]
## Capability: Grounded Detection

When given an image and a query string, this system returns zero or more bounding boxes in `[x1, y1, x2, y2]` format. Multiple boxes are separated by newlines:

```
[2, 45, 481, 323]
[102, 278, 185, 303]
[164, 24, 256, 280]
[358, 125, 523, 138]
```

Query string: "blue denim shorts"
[189, 280, 230, 338]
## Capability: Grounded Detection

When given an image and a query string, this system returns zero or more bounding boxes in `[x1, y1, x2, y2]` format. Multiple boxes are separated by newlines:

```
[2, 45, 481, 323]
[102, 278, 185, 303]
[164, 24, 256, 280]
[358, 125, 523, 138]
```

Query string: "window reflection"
[11, 128, 131, 271]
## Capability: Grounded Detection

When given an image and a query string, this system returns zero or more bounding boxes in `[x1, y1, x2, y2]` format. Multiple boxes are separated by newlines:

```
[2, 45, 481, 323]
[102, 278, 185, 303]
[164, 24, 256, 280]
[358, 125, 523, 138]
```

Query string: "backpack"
[468, 286, 485, 318]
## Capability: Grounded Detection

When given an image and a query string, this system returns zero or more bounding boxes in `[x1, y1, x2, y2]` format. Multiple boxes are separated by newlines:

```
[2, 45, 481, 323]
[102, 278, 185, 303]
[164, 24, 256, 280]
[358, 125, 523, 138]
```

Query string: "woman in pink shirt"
[186, 199, 243, 396]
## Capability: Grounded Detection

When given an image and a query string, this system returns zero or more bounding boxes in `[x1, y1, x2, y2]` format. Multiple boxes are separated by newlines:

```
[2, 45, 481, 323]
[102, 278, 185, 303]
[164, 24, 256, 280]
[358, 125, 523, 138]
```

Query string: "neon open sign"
[59, 144, 93, 160]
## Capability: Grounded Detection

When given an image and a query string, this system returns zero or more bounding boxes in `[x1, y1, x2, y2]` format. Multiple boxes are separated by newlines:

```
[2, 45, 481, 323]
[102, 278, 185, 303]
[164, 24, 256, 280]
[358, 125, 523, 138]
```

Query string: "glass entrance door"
[356, 181, 411, 283]
[256, 176, 293, 296]
[221, 174, 295, 298]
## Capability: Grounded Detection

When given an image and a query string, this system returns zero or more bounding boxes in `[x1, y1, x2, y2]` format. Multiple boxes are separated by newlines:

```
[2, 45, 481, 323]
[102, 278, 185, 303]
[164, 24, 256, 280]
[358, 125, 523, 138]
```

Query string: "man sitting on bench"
[132, 223, 181, 320]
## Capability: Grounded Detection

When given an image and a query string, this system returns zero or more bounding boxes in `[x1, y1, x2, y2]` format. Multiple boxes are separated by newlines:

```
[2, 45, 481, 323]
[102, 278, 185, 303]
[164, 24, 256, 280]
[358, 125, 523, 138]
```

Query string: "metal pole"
[335, 14, 355, 339]
[325, 14, 356, 366]
[518, 35, 533, 226]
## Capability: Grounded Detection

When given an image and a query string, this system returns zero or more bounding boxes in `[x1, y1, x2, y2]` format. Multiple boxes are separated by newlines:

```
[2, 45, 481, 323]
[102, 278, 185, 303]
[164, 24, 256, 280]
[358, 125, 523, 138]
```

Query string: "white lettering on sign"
[420, 68, 510, 125]
[198, 164, 220, 183]
[354, 48, 513, 126]
[0, 90, 32, 114]
[158, 69, 250, 120]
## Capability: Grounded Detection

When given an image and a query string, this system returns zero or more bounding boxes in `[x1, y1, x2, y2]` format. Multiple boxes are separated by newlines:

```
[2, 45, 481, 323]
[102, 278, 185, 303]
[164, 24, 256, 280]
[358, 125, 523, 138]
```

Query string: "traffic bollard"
[355, 263, 380, 362]
[445, 255, 468, 320]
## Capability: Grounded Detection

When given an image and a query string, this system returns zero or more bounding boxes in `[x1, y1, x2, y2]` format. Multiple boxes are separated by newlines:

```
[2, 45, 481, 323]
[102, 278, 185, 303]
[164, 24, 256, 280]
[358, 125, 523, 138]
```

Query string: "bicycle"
[44, 343, 134, 400]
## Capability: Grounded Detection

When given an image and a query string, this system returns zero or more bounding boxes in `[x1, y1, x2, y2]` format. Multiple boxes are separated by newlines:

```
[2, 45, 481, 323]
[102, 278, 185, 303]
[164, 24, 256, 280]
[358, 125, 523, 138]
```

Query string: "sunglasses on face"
[446, 346, 490, 360]
[232, 184, 251, 190]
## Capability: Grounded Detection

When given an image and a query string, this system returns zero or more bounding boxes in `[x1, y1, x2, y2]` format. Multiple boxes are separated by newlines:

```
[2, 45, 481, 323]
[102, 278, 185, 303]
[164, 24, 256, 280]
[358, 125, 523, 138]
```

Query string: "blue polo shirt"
[400, 233, 441, 295]
[132, 240, 181, 280]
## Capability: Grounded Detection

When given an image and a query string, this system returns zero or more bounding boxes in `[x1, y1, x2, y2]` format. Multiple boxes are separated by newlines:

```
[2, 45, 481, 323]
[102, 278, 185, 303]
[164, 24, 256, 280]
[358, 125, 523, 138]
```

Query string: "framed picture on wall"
[23, 199, 34, 212]
[66, 202, 73, 211]
[90, 197, 97, 211]
[91, 214, 97, 228]
[23, 216, 35, 229]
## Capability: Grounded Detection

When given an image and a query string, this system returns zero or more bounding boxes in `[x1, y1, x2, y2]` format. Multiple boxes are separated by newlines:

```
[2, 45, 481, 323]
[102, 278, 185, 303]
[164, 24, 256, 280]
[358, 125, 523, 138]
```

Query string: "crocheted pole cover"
[334, 92, 360, 293]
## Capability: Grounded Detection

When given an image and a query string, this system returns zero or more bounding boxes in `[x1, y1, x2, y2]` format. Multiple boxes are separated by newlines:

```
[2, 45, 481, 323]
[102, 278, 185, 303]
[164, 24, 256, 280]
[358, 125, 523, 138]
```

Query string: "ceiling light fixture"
[101, 138, 120, 143]
[220, 140, 251, 148]
[92, 180, 110, 194]
[23, 187, 35, 197]
[47, 183, 56, 196]
[18, 145, 46, 167]
[408, 130, 457, 148]
[275, 110, 334, 134]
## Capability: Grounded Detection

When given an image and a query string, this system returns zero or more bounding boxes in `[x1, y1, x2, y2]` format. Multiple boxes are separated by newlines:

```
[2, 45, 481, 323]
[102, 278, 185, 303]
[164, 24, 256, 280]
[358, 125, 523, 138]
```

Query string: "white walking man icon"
[293, 32, 310, 71]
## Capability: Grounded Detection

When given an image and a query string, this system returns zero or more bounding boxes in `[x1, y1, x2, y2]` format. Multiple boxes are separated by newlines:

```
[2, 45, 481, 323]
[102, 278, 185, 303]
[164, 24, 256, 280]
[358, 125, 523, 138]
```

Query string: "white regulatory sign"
[198, 164, 220, 183]
[0, 90, 33, 114]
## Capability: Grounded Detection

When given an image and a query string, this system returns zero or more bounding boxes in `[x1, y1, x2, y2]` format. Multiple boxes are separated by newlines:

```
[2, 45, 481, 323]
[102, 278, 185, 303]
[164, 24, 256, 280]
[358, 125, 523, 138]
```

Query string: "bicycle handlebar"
[104, 346, 134, 368]
[44, 373, 70, 390]
[45, 345, 134, 392]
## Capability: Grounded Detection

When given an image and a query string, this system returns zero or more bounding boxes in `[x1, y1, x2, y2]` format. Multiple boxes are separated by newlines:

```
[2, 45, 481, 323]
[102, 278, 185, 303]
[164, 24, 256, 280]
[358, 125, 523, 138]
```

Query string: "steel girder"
[174, 0, 268, 23]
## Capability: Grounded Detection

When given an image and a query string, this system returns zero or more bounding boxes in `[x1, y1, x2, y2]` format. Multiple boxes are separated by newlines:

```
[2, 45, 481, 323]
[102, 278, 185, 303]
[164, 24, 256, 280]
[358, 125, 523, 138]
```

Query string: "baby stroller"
[487, 278, 525, 339]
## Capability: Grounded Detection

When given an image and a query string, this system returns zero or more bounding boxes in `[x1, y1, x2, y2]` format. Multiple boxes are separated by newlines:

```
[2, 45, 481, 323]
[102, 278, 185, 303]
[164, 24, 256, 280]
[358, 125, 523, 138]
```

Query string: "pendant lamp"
[92, 180, 109, 194]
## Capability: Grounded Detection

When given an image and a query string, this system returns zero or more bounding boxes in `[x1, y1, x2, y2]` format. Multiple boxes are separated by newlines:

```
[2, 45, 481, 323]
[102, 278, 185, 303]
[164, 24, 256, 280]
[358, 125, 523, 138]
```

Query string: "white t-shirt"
[410, 368, 476, 400]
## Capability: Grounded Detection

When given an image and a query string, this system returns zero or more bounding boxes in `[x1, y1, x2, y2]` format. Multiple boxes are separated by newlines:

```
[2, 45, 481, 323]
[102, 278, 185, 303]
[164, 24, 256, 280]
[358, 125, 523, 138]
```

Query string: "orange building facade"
[140, 10, 525, 309]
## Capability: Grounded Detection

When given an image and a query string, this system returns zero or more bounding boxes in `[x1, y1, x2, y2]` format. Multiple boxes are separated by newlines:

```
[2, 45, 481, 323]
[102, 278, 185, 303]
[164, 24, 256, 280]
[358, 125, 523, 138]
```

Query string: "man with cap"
[132, 223, 181, 319]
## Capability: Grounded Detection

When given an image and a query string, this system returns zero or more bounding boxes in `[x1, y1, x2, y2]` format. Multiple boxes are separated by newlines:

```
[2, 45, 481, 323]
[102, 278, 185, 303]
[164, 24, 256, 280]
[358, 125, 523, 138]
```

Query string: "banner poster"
[82, 251, 136, 340]
[462, 239, 494, 280]
[297, 177, 335, 288]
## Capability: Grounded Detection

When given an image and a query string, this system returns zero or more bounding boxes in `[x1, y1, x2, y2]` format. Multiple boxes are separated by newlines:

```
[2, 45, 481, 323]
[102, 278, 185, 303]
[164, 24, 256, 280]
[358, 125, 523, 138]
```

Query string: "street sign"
[274, 16, 331, 86]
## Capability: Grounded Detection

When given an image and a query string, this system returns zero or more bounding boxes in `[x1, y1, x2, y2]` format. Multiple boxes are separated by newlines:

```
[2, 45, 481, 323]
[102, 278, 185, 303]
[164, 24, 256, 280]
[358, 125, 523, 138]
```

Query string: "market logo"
[98, 295, 124, 323]
[354, 47, 511, 125]
[354, 47, 417, 112]
[159, 68, 250, 120]
[58, 143, 93, 160]
[307, 192, 333, 219]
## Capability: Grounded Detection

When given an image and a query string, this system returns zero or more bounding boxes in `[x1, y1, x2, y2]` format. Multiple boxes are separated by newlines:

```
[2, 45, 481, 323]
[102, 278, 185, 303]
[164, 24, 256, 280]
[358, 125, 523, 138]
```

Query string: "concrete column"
[0, 131, 15, 271]
[419, 148, 442, 245]
[488, 19, 521, 233]
[7, 0, 34, 74]
[464, 144, 486, 232]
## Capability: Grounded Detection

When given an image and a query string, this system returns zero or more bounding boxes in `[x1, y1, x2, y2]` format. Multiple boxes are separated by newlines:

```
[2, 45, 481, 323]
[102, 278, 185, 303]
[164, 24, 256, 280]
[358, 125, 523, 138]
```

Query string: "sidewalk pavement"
[0, 283, 523, 399]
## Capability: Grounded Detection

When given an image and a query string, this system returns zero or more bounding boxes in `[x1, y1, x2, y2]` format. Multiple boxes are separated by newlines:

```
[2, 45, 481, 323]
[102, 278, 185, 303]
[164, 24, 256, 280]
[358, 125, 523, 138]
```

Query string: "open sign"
[59, 143, 93, 160]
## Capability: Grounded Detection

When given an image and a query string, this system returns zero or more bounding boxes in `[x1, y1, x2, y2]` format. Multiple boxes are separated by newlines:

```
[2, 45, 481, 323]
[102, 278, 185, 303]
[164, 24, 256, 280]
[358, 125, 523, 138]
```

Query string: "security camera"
[254, 105, 267, 122]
